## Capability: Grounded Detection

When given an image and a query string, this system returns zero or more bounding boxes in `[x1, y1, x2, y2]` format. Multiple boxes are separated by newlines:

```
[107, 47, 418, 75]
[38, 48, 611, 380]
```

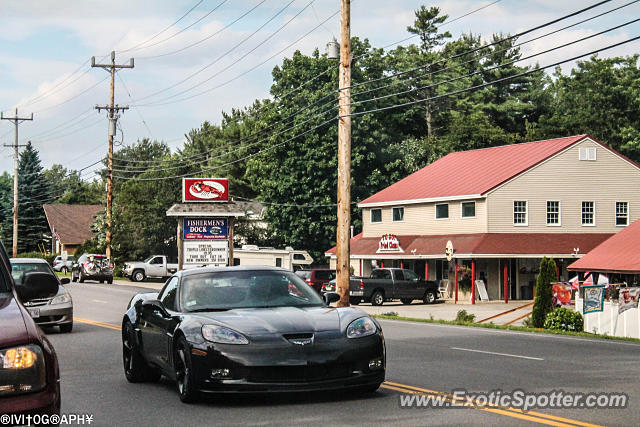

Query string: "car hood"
[0, 293, 30, 348]
[193, 306, 368, 336]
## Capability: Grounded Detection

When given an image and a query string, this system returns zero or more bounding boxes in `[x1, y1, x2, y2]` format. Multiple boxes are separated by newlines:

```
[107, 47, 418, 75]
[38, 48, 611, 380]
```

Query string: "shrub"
[16, 251, 57, 266]
[544, 307, 583, 332]
[455, 309, 475, 323]
[531, 257, 556, 328]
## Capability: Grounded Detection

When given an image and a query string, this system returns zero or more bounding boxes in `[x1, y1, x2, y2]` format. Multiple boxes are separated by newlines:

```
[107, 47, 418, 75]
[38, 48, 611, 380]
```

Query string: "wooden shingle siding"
[362, 199, 488, 238]
[487, 138, 640, 233]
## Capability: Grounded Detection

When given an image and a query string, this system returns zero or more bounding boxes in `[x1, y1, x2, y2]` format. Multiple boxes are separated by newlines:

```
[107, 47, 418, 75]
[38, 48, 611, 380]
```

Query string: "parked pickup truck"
[349, 268, 438, 306]
[123, 255, 178, 282]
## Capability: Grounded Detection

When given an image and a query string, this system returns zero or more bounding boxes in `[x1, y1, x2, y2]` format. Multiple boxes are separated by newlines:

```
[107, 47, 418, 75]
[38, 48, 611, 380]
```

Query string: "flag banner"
[618, 287, 640, 314]
[569, 275, 579, 290]
[552, 283, 573, 307]
[597, 274, 609, 285]
[583, 285, 605, 314]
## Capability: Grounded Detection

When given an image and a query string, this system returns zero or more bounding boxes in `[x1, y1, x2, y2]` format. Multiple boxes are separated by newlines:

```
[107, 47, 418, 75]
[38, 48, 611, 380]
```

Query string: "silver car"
[11, 257, 73, 333]
[52, 254, 76, 273]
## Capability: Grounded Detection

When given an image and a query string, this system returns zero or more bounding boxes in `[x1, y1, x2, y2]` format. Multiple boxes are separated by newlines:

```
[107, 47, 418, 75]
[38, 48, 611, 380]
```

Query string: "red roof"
[361, 135, 591, 205]
[568, 219, 640, 274]
[326, 233, 612, 257]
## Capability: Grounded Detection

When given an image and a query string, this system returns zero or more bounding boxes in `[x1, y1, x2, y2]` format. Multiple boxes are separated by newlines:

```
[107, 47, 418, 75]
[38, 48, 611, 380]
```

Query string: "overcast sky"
[0, 0, 638, 180]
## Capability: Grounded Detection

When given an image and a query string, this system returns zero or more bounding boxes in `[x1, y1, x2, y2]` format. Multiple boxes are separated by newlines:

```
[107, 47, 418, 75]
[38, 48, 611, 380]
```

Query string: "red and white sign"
[182, 178, 229, 202]
[377, 234, 404, 253]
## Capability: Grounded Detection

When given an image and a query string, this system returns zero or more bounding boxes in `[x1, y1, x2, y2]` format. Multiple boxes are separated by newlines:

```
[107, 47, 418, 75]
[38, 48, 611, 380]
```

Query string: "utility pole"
[1, 109, 33, 257]
[91, 51, 133, 259]
[336, 0, 351, 307]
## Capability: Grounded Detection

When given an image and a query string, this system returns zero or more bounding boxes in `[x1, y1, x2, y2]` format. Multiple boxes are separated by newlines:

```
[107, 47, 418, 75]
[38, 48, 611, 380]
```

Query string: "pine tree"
[531, 257, 557, 328]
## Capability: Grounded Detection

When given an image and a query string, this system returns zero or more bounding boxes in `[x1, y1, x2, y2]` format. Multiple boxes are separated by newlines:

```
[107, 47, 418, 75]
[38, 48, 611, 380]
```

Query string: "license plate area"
[28, 308, 40, 318]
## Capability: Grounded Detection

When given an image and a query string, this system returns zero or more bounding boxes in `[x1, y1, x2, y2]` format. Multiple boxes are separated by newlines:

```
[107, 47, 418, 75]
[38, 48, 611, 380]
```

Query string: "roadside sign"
[182, 178, 229, 202]
[184, 240, 228, 267]
[184, 218, 228, 239]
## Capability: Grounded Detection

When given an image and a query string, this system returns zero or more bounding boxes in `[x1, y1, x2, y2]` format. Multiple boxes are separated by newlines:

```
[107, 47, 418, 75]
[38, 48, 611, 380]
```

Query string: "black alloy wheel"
[174, 336, 199, 403]
[122, 322, 160, 383]
[371, 290, 385, 306]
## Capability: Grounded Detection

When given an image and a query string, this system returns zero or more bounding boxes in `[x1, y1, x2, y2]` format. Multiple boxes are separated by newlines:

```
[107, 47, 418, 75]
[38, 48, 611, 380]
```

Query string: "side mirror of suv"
[15, 272, 59, 301]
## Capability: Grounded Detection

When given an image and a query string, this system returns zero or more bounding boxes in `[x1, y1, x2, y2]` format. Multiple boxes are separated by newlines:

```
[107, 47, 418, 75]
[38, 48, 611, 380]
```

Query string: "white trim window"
[370, 208, 382, 223]
[546, 201, 560, 226]
[579, 147, 597, 161]
[581, 201, 595, 226]
[616, 201, 629, 226]
[435, 203, 449, 219]
[392, 207, 404, 222]
[461, 201, 476, 218]
[513, 201, 528, 226]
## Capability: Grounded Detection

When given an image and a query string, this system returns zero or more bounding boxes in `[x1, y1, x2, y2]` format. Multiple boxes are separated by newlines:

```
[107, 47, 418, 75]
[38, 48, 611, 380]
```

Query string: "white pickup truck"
[123, 255, 178, 282]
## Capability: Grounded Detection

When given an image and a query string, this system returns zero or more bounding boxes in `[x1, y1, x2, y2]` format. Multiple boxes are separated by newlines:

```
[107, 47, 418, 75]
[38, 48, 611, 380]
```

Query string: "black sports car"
[121, 266, 385, 402]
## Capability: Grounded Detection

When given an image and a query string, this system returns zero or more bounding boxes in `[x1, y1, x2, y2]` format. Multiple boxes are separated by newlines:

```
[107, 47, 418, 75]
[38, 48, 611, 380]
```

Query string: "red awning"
[568, 219, 640, 274]
[326, 233, 612, 258]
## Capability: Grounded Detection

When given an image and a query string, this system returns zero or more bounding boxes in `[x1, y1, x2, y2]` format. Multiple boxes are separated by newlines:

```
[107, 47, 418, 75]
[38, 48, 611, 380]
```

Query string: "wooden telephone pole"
[336, 0, 352, 307]
[1, 109, 33, 257]
[91, 51, 133, 259]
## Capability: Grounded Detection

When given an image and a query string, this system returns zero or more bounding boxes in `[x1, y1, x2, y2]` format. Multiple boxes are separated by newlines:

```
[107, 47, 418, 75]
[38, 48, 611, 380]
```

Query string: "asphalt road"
[42, 281, 640, 426]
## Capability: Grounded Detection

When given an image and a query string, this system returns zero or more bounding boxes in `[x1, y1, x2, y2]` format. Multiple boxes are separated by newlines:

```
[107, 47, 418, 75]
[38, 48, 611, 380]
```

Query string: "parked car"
[52, 254, 76, 273]
[122, 266, 385, 403]
[349, 268, 439, 306]
[0, 241, 61, 416]
[71, 253, 113, 284]
[295, 268, 336, 293]
[11, 258, 73, 333]
[123, 255, 178, 282]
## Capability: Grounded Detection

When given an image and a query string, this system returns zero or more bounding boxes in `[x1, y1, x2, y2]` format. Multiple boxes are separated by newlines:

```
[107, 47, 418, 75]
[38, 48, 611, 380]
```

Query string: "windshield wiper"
[189, 307, 231, 312]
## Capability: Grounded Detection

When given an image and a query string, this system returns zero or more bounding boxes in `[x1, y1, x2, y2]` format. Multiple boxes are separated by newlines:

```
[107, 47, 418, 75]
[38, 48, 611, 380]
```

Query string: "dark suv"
[295, 269, 336, 293]
[0, 240, 61, 416]
[71, 253, 114, 284]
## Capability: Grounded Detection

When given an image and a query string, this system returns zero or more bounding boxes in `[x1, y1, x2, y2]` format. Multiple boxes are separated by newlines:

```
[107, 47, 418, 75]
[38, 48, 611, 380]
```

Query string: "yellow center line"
[72, 317, 603, 427]
[74, 317, 122, 331]
[383, 381, 603, 427]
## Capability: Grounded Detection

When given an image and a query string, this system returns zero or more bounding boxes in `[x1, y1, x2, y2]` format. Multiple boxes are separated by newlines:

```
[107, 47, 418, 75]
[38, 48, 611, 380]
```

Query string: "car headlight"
[202, 325, 249, 345]
[50, 292, 71, 305]
[0, 345, 46, 396]
[346, 317, 377, 338]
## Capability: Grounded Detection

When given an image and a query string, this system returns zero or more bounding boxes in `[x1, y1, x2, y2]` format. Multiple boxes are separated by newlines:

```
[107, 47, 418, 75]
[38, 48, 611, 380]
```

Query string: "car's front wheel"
[174, 336, 199, 403]
[60, 322, 73, 333]
[132, 270, 145, 282]
[122, 322, 160, 383]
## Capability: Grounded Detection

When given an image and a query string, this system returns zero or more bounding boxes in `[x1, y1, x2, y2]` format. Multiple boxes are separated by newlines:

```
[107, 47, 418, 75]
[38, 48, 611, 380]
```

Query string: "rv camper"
[233, 245, 313, 270]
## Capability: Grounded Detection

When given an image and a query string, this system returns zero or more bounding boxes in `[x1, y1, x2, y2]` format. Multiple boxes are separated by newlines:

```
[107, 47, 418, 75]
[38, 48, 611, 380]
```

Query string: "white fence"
[575, 298, 640, 338]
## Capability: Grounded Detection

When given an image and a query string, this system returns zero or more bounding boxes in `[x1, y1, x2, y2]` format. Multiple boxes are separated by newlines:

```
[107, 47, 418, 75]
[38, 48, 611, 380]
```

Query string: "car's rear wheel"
[122, 322, 160, 383]
[78, 270, 85, 283]
[132, 270, 145, 283]
[349, 297, 361, 305]
[401, 298, 413, 305]
[61, 266, 68, 274]
[107, 277, 113, 284]
[71, 271, 77, 282]
[60, 322, 73, 333]
[423, 291, 436, 304]
[371, 290, 384, 306]
[174, 336, 199, 403]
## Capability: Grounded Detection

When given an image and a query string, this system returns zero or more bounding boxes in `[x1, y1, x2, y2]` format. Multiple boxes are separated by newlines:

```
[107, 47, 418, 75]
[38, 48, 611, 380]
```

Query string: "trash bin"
[520, 285, 532, 300]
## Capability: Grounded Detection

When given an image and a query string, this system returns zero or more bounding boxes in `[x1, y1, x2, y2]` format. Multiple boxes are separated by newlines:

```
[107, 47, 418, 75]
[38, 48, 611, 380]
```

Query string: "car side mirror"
[323, 292, 340, 305]
[142, 299, 170, 317]
[16, 272, 59, 302]
[60, 278, 71, 285]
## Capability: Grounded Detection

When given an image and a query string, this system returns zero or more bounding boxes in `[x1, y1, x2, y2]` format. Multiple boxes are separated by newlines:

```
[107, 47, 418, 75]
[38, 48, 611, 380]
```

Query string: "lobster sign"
[183, 178, 229, 202]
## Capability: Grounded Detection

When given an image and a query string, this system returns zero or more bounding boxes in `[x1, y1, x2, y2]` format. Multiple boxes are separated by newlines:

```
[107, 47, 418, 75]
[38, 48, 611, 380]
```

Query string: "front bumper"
[25, 303, 73, 328]
[190, 332, 385, 394]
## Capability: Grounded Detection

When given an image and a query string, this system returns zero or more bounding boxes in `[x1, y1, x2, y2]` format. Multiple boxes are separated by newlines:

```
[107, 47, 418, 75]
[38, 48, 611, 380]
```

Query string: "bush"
[455, 309, 475, 323]
[544, 307, 583, 332]
[16, 251, 57, 266]
[531, 257, 556, 328]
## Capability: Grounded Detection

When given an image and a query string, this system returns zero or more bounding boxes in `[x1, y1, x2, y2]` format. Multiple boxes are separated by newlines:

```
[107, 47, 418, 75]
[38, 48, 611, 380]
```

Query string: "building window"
[392, 207, 404, 222]
[435, 203, 449, 219]
[616, 202, 628, 226]
[513, 201, 528, 225]
[546, 201, 560, 226]
[579, 147, 597, 161]
[461, 201, 476, 218]
[370, 209, 382, 223]
[582, 201, 595, 226]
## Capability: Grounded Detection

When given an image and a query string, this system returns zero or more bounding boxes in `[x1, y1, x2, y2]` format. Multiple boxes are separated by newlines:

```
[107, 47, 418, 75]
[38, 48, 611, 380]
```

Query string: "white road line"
[91, 299, 108, 304]
[451, 347, 544, 361]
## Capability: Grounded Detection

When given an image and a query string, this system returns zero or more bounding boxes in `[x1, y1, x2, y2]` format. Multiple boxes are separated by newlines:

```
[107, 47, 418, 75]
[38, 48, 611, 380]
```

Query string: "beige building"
[326, 135, 640, 301]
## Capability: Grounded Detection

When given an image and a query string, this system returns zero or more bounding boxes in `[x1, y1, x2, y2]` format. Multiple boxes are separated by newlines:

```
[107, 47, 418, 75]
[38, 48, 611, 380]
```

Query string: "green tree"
[532, 257, 557, 328]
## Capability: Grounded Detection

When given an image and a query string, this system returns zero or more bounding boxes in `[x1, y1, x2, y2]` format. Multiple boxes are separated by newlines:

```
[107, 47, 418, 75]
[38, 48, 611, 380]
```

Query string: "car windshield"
[181, 270, 325, 311]
[11, 262, 54, 285]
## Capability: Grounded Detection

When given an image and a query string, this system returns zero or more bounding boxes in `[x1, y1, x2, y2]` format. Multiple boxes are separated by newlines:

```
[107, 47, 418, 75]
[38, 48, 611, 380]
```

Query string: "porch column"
[503, 261, 508, 304]
[471, 260, 476, 304]
[555, 262, 560, 281]
[400, 261, 404, 269]
[454, 260, 458, 304]
[359, 260, 362, 276]
[424, 261, 429, 281]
